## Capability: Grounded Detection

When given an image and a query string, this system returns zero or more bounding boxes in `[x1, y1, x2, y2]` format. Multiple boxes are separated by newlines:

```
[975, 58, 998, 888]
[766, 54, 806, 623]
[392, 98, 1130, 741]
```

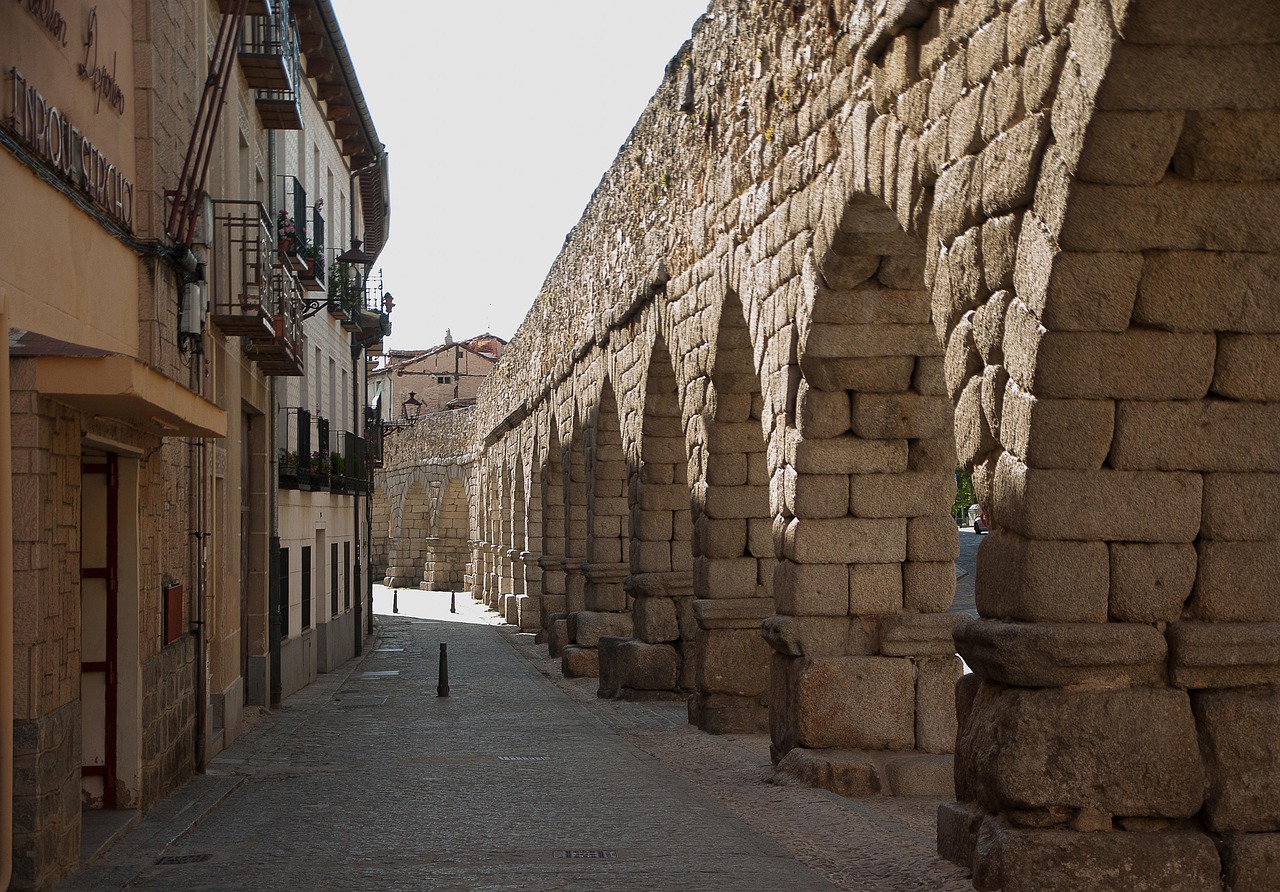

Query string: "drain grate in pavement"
[361, 670, 400, 678]
[337, 697, 387, 708]
[155, 854, 213, 865]
[555, 850, 616, 860]
[498, 755, 550, 762]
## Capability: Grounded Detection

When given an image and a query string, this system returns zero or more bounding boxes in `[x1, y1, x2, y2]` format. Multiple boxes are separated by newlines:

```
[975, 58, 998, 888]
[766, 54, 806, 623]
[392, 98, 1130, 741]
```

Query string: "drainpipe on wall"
[187, 313, 209, 771]
[346, 154, 383, 647]
[0, 305, 15, 891]
[268, 132, 282, 706]
[351, 343, 362, 657]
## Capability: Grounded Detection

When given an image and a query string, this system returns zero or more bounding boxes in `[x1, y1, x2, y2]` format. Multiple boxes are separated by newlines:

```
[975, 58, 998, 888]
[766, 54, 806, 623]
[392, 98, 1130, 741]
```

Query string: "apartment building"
[370, 333, 506, 421]
[0, 1, 390, 887]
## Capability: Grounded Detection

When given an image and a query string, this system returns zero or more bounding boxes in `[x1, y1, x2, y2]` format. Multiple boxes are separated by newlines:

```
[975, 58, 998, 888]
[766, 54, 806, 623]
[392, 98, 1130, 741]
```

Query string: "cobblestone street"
[64, 585, 970, 891]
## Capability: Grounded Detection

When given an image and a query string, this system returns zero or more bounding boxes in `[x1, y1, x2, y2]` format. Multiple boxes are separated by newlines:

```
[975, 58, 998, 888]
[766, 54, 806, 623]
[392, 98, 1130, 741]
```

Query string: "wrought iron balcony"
[245, 266, 306, 376]
[277, 407, 310, 490]
[238, 0, 302, 130]
[327, 262, 362, 330]
[209, 200, 277, 340]
[327, 430, 372, 494]
[310, 414, 331, 490]
[297, 206, 325, 293]
[363, 406, 384, 470]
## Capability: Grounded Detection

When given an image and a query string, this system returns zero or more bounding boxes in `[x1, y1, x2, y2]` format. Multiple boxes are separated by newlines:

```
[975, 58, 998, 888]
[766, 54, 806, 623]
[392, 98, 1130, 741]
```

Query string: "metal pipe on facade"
[268, 132, 282, 706]
[187, 304, 209, 770]
[0, 307, 15, 891]
[351, 341, 363, 656]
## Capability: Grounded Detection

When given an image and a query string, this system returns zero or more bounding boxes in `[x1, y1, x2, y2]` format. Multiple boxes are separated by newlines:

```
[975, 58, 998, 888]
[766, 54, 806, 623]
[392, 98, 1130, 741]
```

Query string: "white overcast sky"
[329, 0, 711, 352]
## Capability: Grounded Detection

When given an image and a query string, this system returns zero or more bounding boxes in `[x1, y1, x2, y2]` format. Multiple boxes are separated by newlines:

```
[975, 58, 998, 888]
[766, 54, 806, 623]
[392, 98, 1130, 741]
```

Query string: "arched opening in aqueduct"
[385, 481, 431, 587]
[423, 478, 470, 592]
[599, 336, 694, 700]
[539, 417, 567, 630]
[765, 189, 961, 790]
[562, 382, 632, 677]
[689, 298, 774, 733]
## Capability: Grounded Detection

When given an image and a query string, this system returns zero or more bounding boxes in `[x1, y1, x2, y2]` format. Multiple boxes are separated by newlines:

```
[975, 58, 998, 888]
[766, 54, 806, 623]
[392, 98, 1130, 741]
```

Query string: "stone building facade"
[435, 1, 1280, 889]
[0, 1, 390, 887]
[369, 333, 507, 420]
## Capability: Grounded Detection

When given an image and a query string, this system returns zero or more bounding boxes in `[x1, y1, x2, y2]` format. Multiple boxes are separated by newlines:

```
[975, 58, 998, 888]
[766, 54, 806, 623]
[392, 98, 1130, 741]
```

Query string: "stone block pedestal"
[776, 747, 954, 797]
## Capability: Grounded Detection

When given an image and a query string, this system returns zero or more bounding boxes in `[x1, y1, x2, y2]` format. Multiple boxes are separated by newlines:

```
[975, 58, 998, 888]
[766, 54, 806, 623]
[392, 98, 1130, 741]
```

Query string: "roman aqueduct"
[375, 0, 1280, 888]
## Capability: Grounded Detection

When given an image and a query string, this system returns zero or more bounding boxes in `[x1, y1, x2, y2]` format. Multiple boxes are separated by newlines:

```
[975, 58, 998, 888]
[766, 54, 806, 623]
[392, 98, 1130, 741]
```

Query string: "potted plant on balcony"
[299, 244, 326, 292]
[327, 261, 352, 320]
[277, 210, 298, 255]
[310, 450, 330, 485]
[329, 452, 347, 492]
[278, 449, 300, 488]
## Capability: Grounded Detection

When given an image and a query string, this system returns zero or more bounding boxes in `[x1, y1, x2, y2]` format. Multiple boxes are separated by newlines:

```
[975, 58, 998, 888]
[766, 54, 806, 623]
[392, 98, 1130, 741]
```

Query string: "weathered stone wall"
[11, 374, 82, 890]
[463, 0, 1280, 888]
[374, 408, 478, 590]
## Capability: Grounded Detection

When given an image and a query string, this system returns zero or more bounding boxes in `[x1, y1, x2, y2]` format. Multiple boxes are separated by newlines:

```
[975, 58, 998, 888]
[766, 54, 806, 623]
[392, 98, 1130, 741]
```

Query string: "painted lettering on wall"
[16, 0, 70, 47]
[4, 67, 134, 230]
[77, 7, 124, 116]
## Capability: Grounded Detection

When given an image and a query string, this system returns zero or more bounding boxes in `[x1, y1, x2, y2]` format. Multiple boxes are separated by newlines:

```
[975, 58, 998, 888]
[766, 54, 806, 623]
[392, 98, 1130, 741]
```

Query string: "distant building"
[370, 333, 507, 421]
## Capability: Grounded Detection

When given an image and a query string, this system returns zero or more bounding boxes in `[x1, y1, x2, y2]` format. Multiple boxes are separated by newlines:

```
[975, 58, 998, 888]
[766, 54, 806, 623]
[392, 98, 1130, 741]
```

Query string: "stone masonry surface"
[441, 0, 1280, 885]
[61, 588, 968, 891]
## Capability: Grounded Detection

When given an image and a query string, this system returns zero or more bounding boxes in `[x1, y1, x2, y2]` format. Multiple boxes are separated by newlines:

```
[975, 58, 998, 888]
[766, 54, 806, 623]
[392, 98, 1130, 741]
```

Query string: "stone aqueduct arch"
[374, 408, 477, 590]
[386, 1, 1280, 888]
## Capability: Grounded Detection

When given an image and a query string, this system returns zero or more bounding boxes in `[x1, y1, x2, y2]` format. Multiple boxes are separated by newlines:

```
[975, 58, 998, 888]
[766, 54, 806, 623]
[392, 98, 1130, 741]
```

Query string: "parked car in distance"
[967, 503, 988, 534]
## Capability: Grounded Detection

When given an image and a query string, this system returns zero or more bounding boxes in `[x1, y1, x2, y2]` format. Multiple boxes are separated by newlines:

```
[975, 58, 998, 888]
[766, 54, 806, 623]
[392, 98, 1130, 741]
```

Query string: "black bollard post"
[450, 591, 457, 614]
[392, 588, 399, 614]
[437, 643, 450, 697]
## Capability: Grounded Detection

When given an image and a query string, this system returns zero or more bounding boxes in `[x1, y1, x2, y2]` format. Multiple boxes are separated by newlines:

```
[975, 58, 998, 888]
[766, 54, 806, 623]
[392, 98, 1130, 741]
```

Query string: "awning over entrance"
[30, 354, 226, 438]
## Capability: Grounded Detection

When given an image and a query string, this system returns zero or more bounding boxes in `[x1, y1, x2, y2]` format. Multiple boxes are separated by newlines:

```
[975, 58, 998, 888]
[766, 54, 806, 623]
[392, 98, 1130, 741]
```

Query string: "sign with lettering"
[4, 67, 133, 229]
[16, 0, 70, 48]
[77, 7, 124, 115]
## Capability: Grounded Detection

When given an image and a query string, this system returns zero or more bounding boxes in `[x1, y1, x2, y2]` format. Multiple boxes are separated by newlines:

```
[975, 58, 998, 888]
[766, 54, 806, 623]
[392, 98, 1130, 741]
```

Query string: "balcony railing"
[277, 407, 310, 489]
[311, 415, 331, 489]
[363, 406, 384, 470]
[297, 206, 325, 293]
[210, 200, 277, 340]
[278, 410, 346, 491]
[238, 0, 302, 130]
[327, 430, 372, 494]
[327, 262, 362, 330]
[244, 265, 305, 376]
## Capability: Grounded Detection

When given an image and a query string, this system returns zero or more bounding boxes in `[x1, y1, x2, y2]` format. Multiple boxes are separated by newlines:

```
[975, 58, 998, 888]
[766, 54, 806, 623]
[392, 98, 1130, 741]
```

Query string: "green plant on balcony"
[328, 261, 363, 314]
[300, 243, 325, 281]
[330, 453, 346, 477]
[309, 450, 329, 482]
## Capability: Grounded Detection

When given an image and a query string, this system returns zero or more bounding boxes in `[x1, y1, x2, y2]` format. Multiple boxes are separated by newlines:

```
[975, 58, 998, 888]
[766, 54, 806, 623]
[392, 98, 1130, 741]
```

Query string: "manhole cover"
[155, 854, 212, 865]
[498, 756, 549, 762]
[556, 850, 616, 860]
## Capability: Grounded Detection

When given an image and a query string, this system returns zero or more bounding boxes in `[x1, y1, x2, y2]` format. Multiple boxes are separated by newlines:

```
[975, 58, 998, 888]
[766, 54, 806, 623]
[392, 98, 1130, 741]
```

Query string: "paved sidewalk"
[63, 587, 971, 891]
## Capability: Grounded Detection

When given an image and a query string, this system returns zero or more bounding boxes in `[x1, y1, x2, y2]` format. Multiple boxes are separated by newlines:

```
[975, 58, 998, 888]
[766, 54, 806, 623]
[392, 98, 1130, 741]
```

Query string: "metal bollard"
[437, 642, 450, 697]
[392, 588, 399, 614]
[450, 591, 457, 614]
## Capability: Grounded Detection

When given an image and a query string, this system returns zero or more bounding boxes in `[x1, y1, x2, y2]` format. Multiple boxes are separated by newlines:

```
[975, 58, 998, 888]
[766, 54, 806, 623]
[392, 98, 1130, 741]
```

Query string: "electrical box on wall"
[163, 583, 184, 646]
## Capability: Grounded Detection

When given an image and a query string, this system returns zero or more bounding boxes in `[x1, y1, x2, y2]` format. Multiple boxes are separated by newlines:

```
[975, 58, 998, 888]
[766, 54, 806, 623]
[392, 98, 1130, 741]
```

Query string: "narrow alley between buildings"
[63, 586, 968, 892]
